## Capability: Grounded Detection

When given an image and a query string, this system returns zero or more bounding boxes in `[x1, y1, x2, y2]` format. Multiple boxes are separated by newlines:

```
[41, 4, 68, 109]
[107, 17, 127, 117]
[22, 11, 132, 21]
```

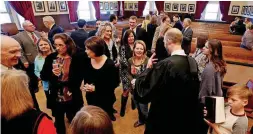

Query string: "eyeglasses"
[54, 44, 66, 48]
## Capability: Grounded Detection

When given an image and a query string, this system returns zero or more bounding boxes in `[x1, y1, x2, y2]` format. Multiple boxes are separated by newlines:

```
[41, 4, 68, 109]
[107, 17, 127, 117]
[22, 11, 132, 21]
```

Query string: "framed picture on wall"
[128, 3, 133, 10]
[231, 5, 240, 14]
[247, 6, 251, 15]
[110, 2, 114, 10]
[33, 1, 45, 12]
[134, 3, 138, 10]
[124, 3, 128, 10]
[251, 6, 253, 16]
[180, 4, 187, 12]
[172, 3, 179, 11]
[165, 3, 171, 12]
[104, 2, 109, 10]
[58, 1, 67, 12]
[47, 1, 57, 12]
[114, 2, 118, 10]
[241, 6, 246, 15]
[100, 2, 104, 10]
[244, 6, 248, 15]
[188, 4, 195, 12]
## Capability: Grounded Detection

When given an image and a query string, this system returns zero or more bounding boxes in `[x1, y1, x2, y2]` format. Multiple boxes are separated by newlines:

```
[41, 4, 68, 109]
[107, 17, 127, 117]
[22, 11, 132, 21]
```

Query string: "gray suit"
[151, 26, 160, 50]
[13, 31, 41, 64]
[182, 27, 193, 55]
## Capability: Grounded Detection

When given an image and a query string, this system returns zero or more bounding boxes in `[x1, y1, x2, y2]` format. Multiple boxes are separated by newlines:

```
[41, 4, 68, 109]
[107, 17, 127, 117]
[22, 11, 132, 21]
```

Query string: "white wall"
[32, 1, 69, 16]
[228, 1, 253, 18]
[164, 1, 196, 13]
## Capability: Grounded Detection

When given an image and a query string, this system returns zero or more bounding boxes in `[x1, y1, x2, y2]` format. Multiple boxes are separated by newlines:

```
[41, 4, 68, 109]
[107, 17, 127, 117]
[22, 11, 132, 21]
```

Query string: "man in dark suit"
[173, 14, 183, 31]
[88, 20, 101, 37]
[121, 16, 147, 45]
[182, 18, 193, 55]
[12, 20, 40, 110]
[70, 19, 88, 51]
[42, 16, 64, 45]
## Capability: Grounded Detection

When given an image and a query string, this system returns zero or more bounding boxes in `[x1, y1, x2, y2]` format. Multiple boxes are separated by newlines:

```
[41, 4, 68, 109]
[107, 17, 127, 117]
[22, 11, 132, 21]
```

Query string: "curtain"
[137, 1, 146, 17]
[194, 1, 208, 19]
[219, 1, 231, 21]
[121, 1, 124, 16]
[92, 1, 100, 20]
[155, 1, 164, 14]
[67, 1, 79, 22]
[9, 1, 36, 25]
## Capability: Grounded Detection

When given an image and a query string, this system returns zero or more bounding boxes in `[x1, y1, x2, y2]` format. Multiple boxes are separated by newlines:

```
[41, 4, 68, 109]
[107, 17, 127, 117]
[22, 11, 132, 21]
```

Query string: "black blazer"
[121, 27, 147, 45]
[147, 24, 158, 50]
[155, 37, 169, 62]
[104, 42, 118, 63]
[48, 24, 64, 45]
[173, 21, 183, 31]
[70, 29, 88, 50]
[88, 29, 98, 37]
[182, 27, 193, 55]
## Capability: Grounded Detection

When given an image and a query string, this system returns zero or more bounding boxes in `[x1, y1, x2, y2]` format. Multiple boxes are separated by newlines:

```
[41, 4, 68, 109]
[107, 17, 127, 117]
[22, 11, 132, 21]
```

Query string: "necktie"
[31, 32, 37, 44]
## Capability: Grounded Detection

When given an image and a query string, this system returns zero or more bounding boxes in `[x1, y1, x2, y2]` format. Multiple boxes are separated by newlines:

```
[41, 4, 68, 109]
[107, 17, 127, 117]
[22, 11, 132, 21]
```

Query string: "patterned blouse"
[192, 48, 208, 81]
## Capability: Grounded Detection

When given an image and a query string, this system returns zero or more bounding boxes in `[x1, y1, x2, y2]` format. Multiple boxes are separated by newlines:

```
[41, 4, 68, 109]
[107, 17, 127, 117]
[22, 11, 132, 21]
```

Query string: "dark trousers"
[25, 63, 40, 110]
[54, 101, 75, 134]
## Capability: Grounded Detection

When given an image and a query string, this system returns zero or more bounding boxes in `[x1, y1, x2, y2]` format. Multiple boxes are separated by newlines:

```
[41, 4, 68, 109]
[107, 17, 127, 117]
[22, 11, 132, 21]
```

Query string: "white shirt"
[183, 26, 189, 33]
[26, 31, 38, 42]
[171, 49, 186, 56]
[1, 64, 15, 73]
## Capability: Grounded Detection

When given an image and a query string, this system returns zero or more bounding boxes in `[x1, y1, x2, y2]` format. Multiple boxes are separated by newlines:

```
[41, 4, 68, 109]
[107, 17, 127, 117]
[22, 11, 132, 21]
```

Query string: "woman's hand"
[82, 83, 95, 92]
[147, 53, 158, 69]
[52, 68, 61, 77]
[203, 107, 207, 117]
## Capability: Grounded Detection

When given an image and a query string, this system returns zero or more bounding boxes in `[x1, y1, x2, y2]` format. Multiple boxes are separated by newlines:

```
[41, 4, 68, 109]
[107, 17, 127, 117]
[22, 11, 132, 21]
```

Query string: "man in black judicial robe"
[133, 28, 200, 134]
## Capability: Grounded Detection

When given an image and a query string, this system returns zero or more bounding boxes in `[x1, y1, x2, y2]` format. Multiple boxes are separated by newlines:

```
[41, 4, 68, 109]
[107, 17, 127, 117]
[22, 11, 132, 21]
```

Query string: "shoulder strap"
[32, 112, 50, 134]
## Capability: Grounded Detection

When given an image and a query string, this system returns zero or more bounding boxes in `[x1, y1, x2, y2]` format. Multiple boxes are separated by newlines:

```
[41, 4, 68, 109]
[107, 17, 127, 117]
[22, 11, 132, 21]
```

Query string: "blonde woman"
[71, 106, 114, 134]
[1, 70, 56, 134]
[34, 38, 54, 109]
[128, 40, 149, 127]
[141, 14, 151, 32]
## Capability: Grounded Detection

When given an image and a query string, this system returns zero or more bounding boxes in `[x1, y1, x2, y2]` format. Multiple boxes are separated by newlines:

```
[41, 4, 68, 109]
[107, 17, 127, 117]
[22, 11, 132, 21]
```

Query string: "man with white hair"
[1, 35, 40, 110]
[42, 16, 64, 45]
[182, 18, 193, 55]
[13, 20, 41, 93]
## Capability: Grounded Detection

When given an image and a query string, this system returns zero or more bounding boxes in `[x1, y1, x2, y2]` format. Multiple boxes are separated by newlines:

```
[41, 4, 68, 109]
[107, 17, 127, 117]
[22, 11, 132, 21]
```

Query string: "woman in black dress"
[80, 36, 120, 121]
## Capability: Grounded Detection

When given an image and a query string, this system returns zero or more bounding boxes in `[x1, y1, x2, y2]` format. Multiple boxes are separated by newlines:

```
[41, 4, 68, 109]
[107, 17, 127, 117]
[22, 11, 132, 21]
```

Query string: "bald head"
[164, 28, 183, 54]
[1, 35, 22, 68]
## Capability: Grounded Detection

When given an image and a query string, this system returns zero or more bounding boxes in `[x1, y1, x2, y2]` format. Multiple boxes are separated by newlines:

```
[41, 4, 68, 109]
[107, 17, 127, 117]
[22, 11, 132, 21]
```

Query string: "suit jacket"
[182, 27, 193, 55]
[147, 24, 158, 50]
[13, 31, 41, 64]
[173, 21, 183, 31]
[48, 24, 64, 45]
[70, 29, 88, 50]
[121, 27, 147, 45]
[88, 29, 98, 37]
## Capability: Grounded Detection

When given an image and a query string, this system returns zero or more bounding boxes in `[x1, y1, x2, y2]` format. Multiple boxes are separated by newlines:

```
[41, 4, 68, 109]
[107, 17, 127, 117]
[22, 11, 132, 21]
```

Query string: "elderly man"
[182, 18, 193, 55]
[134, 28, 200, 134]
[1, 35, 40, 110]
[42, 16, 64, 44]
[13, 20, 41, 92]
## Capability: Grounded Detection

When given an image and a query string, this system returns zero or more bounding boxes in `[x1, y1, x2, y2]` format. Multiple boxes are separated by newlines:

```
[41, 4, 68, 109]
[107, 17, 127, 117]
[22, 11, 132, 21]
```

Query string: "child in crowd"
[204, 84, 252, 134]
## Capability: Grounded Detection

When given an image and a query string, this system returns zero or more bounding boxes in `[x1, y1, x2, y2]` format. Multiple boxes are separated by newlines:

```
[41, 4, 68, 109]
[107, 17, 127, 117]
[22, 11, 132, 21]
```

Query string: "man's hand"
[24, 62, 29, 68]
[147, 53, 158, 69]
[40, 31, 48, 38]
[204, 119, 221, 134]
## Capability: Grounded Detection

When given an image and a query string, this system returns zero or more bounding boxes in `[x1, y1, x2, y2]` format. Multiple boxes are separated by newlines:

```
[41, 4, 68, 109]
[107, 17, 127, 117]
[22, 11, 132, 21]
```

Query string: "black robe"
[134, 55, 200, 134]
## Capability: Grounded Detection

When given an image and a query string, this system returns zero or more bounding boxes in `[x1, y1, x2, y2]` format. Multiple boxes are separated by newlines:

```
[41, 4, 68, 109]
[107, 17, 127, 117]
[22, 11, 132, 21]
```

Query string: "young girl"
[128, 40, 149, 127]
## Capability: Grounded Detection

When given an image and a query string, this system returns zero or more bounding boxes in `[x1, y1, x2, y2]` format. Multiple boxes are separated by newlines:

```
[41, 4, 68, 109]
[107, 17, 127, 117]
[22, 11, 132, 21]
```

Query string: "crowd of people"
[1, 11, 253, 134]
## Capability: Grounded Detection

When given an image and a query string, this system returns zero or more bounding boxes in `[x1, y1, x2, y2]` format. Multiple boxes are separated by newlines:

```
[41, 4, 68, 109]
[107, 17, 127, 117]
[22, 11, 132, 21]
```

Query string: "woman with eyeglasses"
[34, 38, 54, 110]
[40, 33, 82, 134]
[191, 35, 208, 81]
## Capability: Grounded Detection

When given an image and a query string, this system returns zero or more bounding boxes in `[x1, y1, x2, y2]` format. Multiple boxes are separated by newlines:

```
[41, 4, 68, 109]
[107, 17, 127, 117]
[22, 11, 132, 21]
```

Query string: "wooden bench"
[209, 34, 242, 42]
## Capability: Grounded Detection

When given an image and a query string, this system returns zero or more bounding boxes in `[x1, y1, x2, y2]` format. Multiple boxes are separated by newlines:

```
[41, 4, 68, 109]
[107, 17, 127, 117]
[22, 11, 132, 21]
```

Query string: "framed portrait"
[241, 6, 245, 15]
[188, 4, 195, 12]
[244, 6, 248, 15]
[165, 3, 171, 12]
[128, 3, 133, 10]
[247, 6, 251, 15]
[100, 2, 104, 10]
[134, 3, 138, 10]
[47, 1, 57, 12]
[251, 6, 253, 16]
[124, 3, 128, 10]
[180, 4, 187, 12]
[114, 2, 118, 10]
[33, 1, 45, 12]
[231, 5, 240, 14]
[110, 2, 113, 10]
[104, 2, 109, 10]
[172, 3, 179, 11]
[58, 1, 67, 12]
